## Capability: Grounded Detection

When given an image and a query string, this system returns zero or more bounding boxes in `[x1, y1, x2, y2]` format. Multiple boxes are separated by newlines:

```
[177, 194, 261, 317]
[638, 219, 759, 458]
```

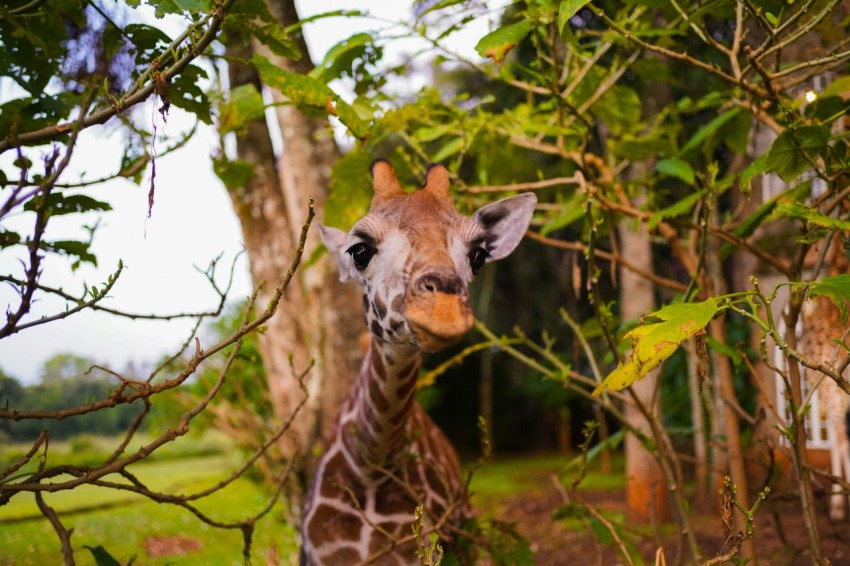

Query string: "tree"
[4, 0, 850, 563]
[38, 354, 96, 384]
[0, 1, 322, 562]
[288, 1, 846, 562]
[217, 0, 363, 472]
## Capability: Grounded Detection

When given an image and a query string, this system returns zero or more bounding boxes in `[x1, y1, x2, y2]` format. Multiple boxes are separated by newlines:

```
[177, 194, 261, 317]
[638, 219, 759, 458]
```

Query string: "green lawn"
[469, 451, 624, 498]
[0, 454, 299, 565]
[0, 447, 623, 565]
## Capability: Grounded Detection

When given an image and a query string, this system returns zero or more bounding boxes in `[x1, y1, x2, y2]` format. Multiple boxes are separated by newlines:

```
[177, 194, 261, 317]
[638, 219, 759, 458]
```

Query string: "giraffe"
[800, 234, 850, 521]
[300, 159, 536, 564]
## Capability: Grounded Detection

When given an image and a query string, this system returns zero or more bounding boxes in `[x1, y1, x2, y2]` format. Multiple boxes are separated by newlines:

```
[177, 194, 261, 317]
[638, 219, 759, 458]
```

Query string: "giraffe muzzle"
[405, 272, 473, 352]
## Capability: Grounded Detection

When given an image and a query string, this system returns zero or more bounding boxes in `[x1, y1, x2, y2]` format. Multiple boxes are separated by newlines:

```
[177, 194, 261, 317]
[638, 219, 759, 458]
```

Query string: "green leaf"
[765, 11, 779, 27]
[808, 274, 850, 321]
[169, 65, 211, 124]
[558, 1, 591, 32]
[610, 135, 674, 160]
[413, 124, 453, 142]
[432, 137, 464, 162]
[252, 55, 369, 139]
[172, 0, 212, 11]
[720, 182, 811, 260]
[593, 85, 641, 136]
[475, 19, 532, 65]
[722, 108, 752, 154]
[84, 545, 122, 566]
[656, 157, 695, 185]
[806, 95, 847, 125]
[553, 502, 589, 521]
[325, 150, 374, 229]
[310, 32, 374, 84]
[0, 229, 22, 248]
[820, 77, 850, 99]
[44, 240, 97, 269]
[249, 23, 301, 60]
[24, 194, 112, 216]
[776, 199, 850, 230]
[707, 336, 744, 366]
[740, 153, 768, 195]
[594, 299, 721, 395]
[648, 189, 705, 231]
[253, 55, 326, 106]
[541, 192, 585, 236]
[766, 125, 830, 182]
[632, 58, 674, 85]
[218, 84, 266, 136]
[282, 10, 365, 33]
[416, 0, 466, 18]
[113, 23, 172, 63]
[212, 157, 255, 191]
[680, 108, 741, 155]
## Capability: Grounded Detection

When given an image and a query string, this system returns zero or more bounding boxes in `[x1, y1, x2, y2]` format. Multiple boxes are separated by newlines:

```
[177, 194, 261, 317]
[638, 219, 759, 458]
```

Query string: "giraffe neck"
[337, 338, 422, 473]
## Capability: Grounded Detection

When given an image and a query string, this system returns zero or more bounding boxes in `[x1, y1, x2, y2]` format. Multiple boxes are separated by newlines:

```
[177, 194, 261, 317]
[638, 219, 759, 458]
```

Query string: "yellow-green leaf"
[218, 84, 265, 136]
[807, 274, 850, 321]
[656, 157, 695, 185]
[648, 188, 705, 230]
[432, 137, 464, 162]
[475, 19, 532, 65]
[594, 299, 720, 395]
[252, 54, 369, 139]
[558, 0, 590, 32]
[777, 199, 850, 231]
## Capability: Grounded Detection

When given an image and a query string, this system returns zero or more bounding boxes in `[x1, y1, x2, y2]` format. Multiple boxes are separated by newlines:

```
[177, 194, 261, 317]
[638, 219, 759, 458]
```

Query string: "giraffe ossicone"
[300, 160, 536, 564]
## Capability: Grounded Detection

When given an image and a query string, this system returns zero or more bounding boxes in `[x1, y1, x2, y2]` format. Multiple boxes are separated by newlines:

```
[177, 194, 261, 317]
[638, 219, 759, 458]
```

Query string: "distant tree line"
[0, 355, 144, 441]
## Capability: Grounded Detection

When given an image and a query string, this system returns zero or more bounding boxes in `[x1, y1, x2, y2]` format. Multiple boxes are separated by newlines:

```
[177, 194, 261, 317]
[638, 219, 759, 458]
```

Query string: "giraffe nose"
[414, 271, 467, 297]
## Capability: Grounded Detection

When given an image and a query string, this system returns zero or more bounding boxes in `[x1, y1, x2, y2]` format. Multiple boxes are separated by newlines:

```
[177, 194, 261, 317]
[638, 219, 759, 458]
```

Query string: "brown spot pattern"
[307, 504, 361, 543]
[391, 293, 404, 313]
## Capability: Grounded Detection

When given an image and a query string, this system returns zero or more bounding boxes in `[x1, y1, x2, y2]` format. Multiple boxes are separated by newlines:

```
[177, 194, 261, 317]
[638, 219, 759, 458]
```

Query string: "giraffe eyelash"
[468, 247, 489, 275]
[347, 242, 377, 270]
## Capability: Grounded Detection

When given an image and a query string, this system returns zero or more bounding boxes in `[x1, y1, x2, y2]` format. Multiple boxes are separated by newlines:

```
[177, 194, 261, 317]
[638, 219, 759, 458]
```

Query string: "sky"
[0, 1, 507, 383]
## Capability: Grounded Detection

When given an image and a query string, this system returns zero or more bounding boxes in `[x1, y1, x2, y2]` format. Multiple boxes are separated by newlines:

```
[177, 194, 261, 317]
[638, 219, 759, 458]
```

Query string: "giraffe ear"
[472, 193, 537, 261]
[318, 224, 353, 282]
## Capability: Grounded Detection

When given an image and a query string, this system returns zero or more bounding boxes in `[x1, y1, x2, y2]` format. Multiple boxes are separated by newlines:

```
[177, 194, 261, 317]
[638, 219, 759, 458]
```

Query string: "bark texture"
[224, 0, 362, 470]
[618, 218, 671, 523]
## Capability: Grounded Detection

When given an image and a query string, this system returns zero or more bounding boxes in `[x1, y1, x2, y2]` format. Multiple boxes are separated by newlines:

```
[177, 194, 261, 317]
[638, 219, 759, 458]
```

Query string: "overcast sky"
[0, 1, 506, 383]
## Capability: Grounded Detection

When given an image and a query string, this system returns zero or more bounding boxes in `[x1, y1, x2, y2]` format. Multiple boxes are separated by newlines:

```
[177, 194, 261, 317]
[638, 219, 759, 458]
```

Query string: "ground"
[2, 448, 850, 564]
[473, 458, 850, 565]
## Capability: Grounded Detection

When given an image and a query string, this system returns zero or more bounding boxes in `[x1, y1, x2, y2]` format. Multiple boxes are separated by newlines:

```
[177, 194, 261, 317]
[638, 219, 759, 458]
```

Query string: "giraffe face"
[319, 161, 536, 353]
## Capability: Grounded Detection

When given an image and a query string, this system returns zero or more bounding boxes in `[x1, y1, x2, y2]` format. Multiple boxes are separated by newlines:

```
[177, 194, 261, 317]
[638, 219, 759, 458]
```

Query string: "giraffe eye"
[347, 243, 376, 271]
[468, 247, 489, 275]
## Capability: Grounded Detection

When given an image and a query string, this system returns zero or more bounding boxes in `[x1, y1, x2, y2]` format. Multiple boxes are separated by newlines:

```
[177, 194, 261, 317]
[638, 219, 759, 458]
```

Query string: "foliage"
[0, 2, 321, 562]
[273, 0, 850, 562]
[5, 0, 850, 562]
[1, 355, 143, 441]
[595, 299, 720, 394]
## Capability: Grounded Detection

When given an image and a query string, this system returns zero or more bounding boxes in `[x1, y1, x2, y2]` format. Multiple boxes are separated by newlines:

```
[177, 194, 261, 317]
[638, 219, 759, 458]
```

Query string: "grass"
[1, 429, 233, 473]
[0, 448, 298, 565]
[0, 435, 625, 565]
[469, 451, 625, 500]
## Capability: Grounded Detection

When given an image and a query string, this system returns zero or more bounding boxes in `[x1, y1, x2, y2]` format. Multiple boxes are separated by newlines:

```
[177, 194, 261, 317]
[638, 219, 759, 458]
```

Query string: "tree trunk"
[225, 0, 362, 473]
[685, 339, 710, 510]
[618, 217, 670, 524]
[705, 224, 756, 563]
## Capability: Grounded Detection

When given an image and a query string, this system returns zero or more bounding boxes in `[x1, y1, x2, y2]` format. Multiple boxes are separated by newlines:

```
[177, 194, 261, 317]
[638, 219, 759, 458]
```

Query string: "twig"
[35, 492, 75, 566]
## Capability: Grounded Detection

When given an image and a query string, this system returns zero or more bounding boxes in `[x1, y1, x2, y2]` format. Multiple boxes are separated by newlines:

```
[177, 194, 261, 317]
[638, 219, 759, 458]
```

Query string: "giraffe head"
[319, 159, 536, 353]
